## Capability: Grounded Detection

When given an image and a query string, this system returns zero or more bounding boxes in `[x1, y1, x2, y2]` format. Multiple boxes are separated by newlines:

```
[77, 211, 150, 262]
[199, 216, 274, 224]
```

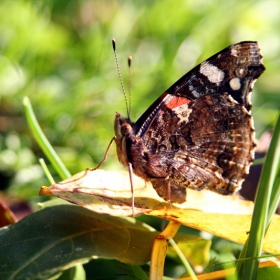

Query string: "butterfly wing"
[130, 41, 265, 203]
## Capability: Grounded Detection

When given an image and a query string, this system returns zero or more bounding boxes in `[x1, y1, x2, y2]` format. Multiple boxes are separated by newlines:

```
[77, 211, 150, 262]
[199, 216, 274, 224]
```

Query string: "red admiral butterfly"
[114, 41, 265, 204]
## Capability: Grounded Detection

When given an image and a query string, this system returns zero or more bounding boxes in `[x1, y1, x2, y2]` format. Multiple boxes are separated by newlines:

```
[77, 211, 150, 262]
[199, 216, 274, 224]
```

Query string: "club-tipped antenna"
[128, 56, 132, 118]
[112, 39, 130, 119]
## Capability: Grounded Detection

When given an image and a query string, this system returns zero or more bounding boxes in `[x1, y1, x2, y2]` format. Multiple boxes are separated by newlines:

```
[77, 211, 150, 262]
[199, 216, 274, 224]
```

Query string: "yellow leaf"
[40, 169, 254, 216]
[148, 209, 280, 254]
[41, 169, 167, 216]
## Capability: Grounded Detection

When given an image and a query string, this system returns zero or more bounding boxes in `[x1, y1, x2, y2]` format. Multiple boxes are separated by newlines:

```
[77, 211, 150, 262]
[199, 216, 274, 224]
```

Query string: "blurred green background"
[0, 0, 279, 212]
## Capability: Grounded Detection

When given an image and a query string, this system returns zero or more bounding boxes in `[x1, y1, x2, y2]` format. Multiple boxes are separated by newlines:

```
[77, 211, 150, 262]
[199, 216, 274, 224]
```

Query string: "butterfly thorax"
[114, 112, 162, 183]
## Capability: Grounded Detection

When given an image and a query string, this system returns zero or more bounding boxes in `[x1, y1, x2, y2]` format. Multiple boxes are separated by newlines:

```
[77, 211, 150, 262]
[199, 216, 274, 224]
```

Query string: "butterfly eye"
[121, 123, 133, 136]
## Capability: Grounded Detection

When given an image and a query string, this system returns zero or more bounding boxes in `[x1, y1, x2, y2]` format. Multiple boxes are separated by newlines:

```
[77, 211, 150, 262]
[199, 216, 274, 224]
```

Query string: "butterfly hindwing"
[142, 93, 254, 203]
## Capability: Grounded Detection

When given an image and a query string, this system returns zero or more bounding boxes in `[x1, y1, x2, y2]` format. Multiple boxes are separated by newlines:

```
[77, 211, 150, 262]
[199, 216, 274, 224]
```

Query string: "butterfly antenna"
[128, 56, 132, 118]
[112, 39, 130, 119]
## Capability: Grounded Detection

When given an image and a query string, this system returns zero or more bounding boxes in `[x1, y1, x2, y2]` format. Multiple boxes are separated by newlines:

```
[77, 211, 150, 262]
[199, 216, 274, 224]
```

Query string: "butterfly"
[114, 41, 265, 205]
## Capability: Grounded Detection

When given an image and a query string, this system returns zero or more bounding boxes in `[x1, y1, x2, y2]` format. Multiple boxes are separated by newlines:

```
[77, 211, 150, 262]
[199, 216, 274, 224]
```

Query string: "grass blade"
[23, 97, 71, 180]
[237, 113, 280, 279]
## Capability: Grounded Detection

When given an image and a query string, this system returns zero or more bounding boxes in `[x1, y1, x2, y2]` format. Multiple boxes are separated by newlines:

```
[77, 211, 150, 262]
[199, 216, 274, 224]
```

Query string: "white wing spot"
[231, 47, 238, 57]
[200, 62, 225, 84]
[229, 77, 241, 90]
[237, 68, 245, 76]
[189, 84, 200, 98]
[173, 105, 192, 125]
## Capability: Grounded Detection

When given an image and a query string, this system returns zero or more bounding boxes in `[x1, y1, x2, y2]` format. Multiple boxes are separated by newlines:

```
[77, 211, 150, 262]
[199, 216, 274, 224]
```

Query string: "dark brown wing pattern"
[114, 41, 265, 203]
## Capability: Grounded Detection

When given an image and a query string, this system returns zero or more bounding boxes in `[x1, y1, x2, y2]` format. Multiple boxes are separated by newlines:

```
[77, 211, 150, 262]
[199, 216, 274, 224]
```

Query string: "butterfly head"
[114, 112, 135, 167]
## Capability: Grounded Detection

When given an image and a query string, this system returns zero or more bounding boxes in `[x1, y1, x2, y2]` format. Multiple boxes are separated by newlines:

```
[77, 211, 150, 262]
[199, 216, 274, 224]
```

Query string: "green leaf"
[258, 266, 280, 280]
[57, 264, 86, 280]
[169, 235, 211, 269]
[0, 205, 158, 280]
[83, 259, 149, 280]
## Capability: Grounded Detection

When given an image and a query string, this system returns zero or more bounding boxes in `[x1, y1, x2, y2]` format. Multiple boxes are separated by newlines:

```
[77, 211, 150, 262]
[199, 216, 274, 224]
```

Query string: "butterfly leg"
[166, 178, 173, 209]
[150, 177, 187, 204]
[90, 136, 116, 170]
[128, 162, 135, 216]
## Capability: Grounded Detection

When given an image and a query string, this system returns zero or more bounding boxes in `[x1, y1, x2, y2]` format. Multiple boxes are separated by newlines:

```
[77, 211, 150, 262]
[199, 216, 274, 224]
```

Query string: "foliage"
[0, 0, 280, 279]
